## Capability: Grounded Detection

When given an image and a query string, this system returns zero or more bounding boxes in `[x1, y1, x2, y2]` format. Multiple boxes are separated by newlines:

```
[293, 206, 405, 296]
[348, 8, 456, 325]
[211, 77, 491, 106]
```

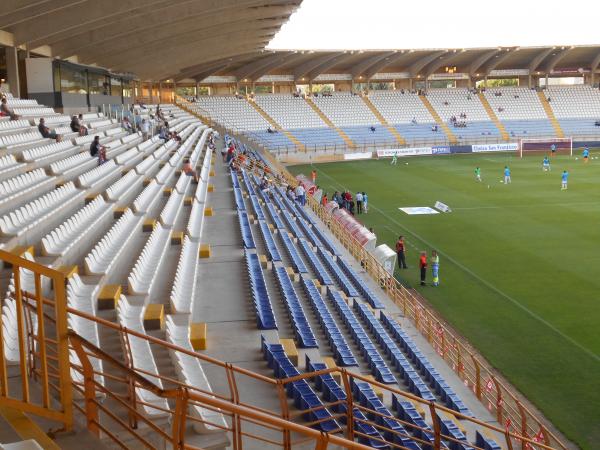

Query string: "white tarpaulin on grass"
[399, 207, 439, 215]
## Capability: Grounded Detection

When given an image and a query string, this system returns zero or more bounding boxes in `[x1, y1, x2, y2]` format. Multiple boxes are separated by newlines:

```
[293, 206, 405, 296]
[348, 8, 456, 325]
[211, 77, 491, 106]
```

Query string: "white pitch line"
[316, 167, 600, 362]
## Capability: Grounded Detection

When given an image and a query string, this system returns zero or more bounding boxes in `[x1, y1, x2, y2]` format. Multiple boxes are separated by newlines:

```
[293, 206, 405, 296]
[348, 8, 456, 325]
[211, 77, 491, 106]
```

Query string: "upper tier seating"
[426, 89, 501, 139]
[195, 96, 270, 131]
[254, 94, 326, 129]
[544, 85, 600, 136]
[483, 87, 555, 137]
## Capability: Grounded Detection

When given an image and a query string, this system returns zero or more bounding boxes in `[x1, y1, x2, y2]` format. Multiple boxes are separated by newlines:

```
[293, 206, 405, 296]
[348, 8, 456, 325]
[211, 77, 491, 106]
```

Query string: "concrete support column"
[195, 82, 199, 97]
[158, 82, 163, 103]
[545, 73, 549, 88]
[6, 46, 20, 97]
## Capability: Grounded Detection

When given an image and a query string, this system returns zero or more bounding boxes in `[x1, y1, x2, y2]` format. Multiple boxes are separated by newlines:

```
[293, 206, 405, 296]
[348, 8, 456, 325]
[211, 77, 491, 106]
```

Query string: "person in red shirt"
[395, 236, 407, 269]
[321, 192, 328, 206]
[419, 251, 428, 286]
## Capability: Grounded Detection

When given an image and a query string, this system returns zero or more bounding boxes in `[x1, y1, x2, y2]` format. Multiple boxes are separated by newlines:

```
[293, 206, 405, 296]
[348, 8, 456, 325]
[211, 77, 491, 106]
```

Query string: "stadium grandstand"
[0, 1, 595, 450]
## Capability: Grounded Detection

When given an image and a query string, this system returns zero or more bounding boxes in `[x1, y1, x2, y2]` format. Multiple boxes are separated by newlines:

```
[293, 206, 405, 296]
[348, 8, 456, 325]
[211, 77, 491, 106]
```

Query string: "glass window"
[88, 72, 109, 95]
[60, 65, 87, 94]
[53, 64, 61, 93]
[122, 79, 132, 97]
[110, 77, 122, 96]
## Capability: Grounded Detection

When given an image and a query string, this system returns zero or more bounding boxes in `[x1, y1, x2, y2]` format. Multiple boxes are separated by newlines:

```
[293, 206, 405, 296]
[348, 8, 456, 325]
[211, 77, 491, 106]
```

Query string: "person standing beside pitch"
[419, 251, 428, 286]
[431, 250, 440, 286]
[395, 236, 408, 269]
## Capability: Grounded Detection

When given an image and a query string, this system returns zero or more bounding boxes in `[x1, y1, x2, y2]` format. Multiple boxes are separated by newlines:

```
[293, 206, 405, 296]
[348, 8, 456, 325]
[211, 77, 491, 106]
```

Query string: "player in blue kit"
[542, 155, 550, 172]
[561, 170, 569, 190]
[503, 166, 511, 184]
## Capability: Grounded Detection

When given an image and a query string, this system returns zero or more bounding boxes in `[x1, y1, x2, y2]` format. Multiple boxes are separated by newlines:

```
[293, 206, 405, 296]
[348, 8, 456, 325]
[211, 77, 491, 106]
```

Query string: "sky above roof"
[268, 0, 600, 50]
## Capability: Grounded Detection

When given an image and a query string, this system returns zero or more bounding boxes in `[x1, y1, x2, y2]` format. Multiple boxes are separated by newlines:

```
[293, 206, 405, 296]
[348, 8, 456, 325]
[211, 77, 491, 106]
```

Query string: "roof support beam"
[468, 49, 500, 76]
[350, 51, 396, 78]
[122, 39, 270, 79]
[293, 53, 342, 82]
[363, 51, 413, 79]
[79, 17, 285, 65]
[479, 47, 520, 76]
[408, 51, 447, 77]
[529, 47, 555, 74]
[174, 53, 262, 82]
[234, 52, 291, 80]
[423, 50, 466, 79]
[542, 47, 574, 74]
[246, 52, 307, 81]
[0, 0, 85, 28]
[47, 3, 293, 57]
[307, 52, 356, 81]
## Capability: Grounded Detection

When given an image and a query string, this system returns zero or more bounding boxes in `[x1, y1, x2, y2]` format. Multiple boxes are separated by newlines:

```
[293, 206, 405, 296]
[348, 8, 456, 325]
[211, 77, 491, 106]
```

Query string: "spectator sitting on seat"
[370, 126, 376, 133]
[156, 104, 163, 120]
[267, 126, 274, 134]
[121, 116, 133, 133]
[182, 158, 199, 183]
[89, 135, 107, 165]
[595, 120, 600, 127]
[158, 124, 169, 142]
[0, 97, 20, 120]
[38, 118, 62, 142]
[170, 130, 182, 143]
[411, 117, 417, 125]
[70, 115, 88, 136]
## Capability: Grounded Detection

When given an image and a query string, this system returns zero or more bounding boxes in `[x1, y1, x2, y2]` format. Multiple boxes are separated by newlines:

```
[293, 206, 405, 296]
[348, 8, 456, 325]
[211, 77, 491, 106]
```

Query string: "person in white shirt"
[295, 184, 306, 206]
[356, 191, 364, 214]
[140, 119, 150, 141]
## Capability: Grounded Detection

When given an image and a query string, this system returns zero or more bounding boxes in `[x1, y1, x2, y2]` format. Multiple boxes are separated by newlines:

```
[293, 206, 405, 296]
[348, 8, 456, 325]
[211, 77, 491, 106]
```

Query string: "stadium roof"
[1, 2, 599, 82]
[0, 0, 302, 80]
[177, 46, 600, 83]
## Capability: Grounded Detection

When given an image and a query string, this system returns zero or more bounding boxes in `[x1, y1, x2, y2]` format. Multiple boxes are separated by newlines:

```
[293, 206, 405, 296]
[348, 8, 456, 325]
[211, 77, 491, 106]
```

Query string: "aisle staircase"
[246, 99, 305, 150]
[419, 95, 458, 144]
[478, 93, 510, 140]
[537, 91, 565, 138]
[362, 95, 406, 145]
[304, 97, 356, 148]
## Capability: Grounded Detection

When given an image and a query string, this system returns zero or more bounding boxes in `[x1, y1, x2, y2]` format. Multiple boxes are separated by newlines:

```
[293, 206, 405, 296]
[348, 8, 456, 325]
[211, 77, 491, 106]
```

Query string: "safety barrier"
[0, 248, 561, 450]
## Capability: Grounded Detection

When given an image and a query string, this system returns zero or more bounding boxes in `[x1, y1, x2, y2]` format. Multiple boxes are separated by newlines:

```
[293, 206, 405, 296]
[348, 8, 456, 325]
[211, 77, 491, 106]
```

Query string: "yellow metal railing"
[0, 249, 73, 432]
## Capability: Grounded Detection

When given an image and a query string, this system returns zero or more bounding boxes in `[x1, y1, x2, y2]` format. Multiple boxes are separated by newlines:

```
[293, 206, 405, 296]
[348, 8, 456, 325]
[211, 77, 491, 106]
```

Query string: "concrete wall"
[25, 57, 53, 94]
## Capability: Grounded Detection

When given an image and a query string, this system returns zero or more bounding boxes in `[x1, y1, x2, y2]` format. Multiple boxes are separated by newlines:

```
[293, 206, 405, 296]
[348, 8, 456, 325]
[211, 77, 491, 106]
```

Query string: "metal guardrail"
[0, 236, 561, 450]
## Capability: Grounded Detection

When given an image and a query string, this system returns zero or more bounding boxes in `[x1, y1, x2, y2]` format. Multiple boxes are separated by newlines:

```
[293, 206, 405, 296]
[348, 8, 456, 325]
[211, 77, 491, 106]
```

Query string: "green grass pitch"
[288, 153, 600, 449]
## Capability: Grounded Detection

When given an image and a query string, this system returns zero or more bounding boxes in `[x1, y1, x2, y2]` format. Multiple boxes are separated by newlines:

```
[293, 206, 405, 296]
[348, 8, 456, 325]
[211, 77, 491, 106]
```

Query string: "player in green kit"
[391, 153, 398, 165]
[475, 166, 482, 182]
